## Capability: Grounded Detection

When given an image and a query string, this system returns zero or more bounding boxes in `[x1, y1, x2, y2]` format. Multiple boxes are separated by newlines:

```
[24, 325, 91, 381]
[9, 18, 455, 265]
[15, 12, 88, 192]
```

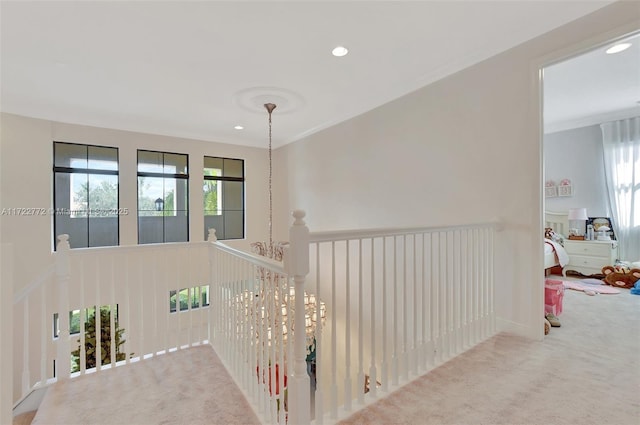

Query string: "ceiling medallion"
[233, 86, 305, 115]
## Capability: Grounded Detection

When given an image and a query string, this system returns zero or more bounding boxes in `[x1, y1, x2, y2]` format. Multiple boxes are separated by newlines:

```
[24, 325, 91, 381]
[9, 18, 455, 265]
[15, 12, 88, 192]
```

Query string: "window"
[204, 156, 244, 240]
[169, 285, 210, 313]
[53, 305, 120, 338]
[138, 150, 189, 244]
[53, 142, 119, 249]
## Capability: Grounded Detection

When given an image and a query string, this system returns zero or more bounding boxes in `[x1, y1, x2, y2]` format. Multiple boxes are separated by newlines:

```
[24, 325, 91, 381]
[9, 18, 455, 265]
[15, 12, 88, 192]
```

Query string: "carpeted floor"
[339, 279, 640, 425]
[29, 345, 261, 425]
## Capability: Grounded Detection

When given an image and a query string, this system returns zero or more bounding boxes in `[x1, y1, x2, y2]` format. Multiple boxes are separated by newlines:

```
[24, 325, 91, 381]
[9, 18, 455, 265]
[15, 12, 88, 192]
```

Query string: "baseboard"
[495, 317, 537, 339]
[12, 387, 47, 417]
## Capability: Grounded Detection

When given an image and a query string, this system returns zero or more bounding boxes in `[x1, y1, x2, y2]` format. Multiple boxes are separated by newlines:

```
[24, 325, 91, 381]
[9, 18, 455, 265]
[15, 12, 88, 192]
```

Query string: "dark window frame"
[53, 141, 120, 250]
[137, 149, 190, 244]
[203, 155, 245, 240]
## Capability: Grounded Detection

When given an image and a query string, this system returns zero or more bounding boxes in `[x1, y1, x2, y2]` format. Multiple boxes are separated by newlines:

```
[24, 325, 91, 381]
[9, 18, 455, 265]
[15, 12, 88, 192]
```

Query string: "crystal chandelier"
[249, 102, 326, 353]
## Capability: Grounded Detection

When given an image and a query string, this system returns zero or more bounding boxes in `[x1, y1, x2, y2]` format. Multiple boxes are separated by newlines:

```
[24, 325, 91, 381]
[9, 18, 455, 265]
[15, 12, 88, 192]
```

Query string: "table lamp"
[568, 208, 588, 238]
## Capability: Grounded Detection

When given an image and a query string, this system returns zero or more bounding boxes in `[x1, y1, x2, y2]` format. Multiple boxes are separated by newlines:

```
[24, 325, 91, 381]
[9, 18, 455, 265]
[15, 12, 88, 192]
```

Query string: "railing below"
[12, 237, 212, 408]
[12, 213, 497, 425]
[307, 223, 497, 423]
[209, 210, 313, 425]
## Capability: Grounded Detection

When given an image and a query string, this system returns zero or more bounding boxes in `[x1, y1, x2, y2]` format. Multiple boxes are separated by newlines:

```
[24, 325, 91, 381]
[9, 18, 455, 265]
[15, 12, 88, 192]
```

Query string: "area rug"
[563, 280, 620, 294]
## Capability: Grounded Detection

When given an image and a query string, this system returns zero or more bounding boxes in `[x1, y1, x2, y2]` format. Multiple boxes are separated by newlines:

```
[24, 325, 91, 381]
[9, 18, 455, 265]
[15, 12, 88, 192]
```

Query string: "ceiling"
[1, 1, 628, 149]
[544, 31, 640, 134]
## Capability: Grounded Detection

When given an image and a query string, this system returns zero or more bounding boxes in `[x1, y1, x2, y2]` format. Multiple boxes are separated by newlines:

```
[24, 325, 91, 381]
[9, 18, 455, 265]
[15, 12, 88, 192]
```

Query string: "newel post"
[55, 234, 71, 380]
[285, 210, 311, 425]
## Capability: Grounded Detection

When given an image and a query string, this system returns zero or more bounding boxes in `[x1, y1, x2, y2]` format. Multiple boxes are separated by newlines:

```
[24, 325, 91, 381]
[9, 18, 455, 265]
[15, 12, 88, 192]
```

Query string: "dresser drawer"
[566, 243, 611, 257]
[568, 254, 608, 269]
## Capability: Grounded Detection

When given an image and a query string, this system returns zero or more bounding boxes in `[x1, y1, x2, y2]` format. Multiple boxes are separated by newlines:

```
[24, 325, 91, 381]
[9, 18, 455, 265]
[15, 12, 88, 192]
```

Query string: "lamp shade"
[568, 208, 588, 220]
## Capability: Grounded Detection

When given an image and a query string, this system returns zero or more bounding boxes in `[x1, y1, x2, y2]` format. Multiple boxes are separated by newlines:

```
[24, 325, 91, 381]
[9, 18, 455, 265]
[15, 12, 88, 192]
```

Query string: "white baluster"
[344, 240, 352, 411]
[285, 210, 311, 425]
[357, 238, 364, 405]
[314, 242, 324, 425]
[330, 240, 338, 418]
[369, 238, 377, 397]
[381, 237, 388, 392]
[55, 234, 71, 380]
[208, 234, 216, 345]
[124, 255, 131, 366]
[490, 228, 496, 334]
[109, 255, 116, 368]
[40, 289, 47, 382]
[412, 234, 417, 376]
[391, 235, 398, 386]
[402, 234, 408, 379]
[421, 233, 429, 371]
[22, 298, 30, 395]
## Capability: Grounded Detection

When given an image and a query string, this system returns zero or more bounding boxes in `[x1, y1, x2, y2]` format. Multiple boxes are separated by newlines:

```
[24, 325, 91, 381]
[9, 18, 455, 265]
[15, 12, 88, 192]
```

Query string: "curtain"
[601, 116, 640, 261]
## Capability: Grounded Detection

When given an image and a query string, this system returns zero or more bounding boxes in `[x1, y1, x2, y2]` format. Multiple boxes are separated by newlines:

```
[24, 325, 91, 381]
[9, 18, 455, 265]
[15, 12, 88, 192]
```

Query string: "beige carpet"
[340, 282, 640, 425]
[31, 345, 260, 425]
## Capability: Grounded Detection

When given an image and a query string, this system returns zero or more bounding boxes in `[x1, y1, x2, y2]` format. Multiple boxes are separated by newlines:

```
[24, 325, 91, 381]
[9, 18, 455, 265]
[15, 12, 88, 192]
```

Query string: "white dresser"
[562, 240, 618, 277]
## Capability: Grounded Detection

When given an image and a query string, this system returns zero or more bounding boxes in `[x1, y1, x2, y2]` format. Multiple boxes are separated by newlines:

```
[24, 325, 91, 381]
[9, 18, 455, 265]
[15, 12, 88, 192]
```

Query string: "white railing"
[308, 223, 497, 423]
[12, 213, 497, 425]
[209, 210, 312, 425]
[12, 236, 212, 407]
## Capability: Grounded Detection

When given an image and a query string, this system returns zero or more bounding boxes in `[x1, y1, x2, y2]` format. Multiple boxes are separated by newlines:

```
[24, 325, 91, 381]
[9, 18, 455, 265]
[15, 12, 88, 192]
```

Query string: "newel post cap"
[56, 234, 70, 251]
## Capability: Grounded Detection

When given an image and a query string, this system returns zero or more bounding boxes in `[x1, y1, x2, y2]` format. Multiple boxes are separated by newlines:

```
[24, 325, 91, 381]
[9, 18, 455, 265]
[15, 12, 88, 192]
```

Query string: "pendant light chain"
[265, 103, 276, 247]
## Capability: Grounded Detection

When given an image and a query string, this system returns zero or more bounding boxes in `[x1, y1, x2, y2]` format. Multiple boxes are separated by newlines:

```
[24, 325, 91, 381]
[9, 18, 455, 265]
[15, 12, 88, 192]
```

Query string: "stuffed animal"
[601, 266, 640, 289]
[631, 281, 640, 296]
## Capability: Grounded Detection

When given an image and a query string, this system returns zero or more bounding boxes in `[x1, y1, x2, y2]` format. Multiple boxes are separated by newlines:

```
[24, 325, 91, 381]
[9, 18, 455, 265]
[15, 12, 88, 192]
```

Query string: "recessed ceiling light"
[234, 125, 244, 130]
[606, 42, 631, 54]
[332, 46, 348, 57]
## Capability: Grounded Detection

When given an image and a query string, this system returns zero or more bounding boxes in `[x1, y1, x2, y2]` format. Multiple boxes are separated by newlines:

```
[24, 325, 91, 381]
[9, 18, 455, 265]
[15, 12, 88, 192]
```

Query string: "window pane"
[201, 286, 210, 307]
[191, 287, 200, 309]
[164, 209, 188, 242]
[224, 210, 244, 240]
[164, 153, 188, 175]
[224, 158, 243, 178]
[55, 173, 88, 248]
[70, 310, 80, 335]
[204, 215, 223, 240]
[222, 181, 244, 210]
[89, 216, 118, 247]
[179, 288, 188, 311]
[137, 151, 164, 173]
[204, 157, 223, 176]
[87, 168, 118, 247]
[138, 176, 164, 215]
[70, 173, 88, 218]
[55, 143, 87, 168]
[138, 215, 163, 244]
[170, 290, 177, 313]
[203, 180, 220, 214]
[88, 174, 118, 216]
[88, 146, 118, 171]
[167, 178, 188, 211]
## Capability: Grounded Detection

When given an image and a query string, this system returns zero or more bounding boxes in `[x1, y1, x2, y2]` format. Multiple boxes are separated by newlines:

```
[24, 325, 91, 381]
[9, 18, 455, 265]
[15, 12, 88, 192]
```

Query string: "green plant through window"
[67, 305, 131, 373]
[169, 285, 210, 313]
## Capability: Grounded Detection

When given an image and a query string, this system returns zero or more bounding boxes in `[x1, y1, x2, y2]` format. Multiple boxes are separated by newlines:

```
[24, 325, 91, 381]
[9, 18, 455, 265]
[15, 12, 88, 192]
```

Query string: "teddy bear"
[601, 266, 640, 289]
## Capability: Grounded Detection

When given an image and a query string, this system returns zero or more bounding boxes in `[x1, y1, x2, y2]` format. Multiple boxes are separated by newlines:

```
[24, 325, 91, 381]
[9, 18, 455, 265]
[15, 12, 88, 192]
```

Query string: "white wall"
[544, 125, 608, 216]
[274, 2, 640, 339]
[0, 113, 271, 297]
